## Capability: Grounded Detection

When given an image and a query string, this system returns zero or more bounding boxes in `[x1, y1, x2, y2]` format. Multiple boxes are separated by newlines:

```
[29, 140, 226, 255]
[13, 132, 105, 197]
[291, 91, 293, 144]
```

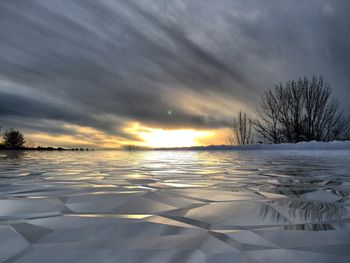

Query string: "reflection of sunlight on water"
[91, 184, 117, 188]
[125, 174, 149, 179]
[66, 214, 151, 219]
[140, 150, 200, 164]
[1, 149, 350, 228]
[162, 182, 204, 188]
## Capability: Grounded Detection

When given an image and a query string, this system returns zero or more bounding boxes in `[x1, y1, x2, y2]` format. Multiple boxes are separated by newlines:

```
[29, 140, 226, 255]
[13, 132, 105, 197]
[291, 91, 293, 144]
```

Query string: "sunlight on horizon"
[125, 123, 213, 148]
[140, 129, 212, 148]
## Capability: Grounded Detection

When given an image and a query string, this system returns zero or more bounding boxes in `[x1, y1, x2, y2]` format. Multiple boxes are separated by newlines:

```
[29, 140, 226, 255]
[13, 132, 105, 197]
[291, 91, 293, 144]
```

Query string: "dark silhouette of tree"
[228, 111, 254, 145]
[255, 90, 283, 143]
[255, 76, 350, 143]
[3, 129, 25, 149]
[302, 77, 350, 141]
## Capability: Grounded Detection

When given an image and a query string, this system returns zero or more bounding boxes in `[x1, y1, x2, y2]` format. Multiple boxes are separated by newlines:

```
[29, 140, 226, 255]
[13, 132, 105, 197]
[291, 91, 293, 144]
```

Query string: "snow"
[169, 141, 350, 150]
[238, 140, 350, 150]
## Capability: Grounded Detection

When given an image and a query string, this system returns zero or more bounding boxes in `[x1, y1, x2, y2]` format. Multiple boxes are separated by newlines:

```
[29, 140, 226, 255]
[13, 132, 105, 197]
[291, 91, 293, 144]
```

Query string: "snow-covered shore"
[156, 141, 350, 150]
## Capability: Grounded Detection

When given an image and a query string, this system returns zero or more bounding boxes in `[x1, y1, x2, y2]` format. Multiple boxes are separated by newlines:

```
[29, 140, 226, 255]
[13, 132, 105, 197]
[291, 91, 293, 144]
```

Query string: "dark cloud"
[0, 0, 349, 144]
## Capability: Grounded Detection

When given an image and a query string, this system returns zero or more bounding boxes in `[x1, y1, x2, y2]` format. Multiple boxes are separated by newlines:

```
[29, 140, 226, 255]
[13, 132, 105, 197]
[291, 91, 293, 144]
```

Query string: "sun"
[140, 129, 211, 148]
[125, 123, 212, 148]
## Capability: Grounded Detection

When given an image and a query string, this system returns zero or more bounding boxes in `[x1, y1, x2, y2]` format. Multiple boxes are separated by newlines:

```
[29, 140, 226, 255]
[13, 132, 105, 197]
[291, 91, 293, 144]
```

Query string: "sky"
[1, 0, 350, 148]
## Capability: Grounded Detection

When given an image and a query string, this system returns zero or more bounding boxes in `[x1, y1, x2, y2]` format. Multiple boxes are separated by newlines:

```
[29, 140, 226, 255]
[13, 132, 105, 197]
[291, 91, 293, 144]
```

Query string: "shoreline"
[1, 141, 350, 152]
[154, 141, 350, 151]
[0, 147, 94, 151]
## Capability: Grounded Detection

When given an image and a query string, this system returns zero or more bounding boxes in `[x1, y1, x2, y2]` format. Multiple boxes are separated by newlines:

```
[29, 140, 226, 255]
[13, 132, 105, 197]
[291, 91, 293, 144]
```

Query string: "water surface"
[1, 150, 350, 262]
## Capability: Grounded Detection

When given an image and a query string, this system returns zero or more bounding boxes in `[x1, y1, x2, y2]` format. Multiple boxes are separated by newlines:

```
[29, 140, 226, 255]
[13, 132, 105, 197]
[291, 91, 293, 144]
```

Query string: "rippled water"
[1, 150, 350, 262]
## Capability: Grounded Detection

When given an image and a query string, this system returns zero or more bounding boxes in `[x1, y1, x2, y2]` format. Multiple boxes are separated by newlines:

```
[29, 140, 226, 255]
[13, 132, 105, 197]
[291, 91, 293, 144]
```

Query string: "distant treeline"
[228, 76, 350, 145]
[0, 128, 93, 151]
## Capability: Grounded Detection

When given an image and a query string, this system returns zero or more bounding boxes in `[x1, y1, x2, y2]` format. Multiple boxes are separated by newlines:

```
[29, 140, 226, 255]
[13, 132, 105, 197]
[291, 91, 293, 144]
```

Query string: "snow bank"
[161, 141, 350, 151]
[232, 140, 350, 150]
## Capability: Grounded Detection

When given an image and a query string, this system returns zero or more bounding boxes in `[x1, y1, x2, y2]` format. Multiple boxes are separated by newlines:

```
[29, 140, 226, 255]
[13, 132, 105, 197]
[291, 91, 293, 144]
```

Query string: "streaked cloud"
[1, 0, 349, 147]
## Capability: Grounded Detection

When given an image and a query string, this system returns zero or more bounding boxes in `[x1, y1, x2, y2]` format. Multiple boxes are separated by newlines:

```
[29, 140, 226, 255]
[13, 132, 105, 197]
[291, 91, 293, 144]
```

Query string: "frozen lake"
[1, 150, 350, 262]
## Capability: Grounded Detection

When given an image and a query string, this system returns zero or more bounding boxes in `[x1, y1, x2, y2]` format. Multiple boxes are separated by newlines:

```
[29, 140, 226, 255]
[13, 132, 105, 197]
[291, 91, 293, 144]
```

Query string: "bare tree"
[303, 77, 350, 141]
[25, 140, 36, 149]
[255, 76, 350, 143]
[255, 90, 283, 143]
[228, 111, 254, 145]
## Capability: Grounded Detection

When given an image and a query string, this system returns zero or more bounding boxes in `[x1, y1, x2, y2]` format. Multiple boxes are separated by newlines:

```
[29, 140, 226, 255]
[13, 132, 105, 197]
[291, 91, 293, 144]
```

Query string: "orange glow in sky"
[26, 122, 224, 149]
[139, 129, 212, 148]
[125, 123, 214, 148]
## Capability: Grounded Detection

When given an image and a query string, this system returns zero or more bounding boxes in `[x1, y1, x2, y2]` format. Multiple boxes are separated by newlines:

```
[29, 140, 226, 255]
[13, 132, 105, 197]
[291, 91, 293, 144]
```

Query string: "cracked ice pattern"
[1, 150, 350, 262]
